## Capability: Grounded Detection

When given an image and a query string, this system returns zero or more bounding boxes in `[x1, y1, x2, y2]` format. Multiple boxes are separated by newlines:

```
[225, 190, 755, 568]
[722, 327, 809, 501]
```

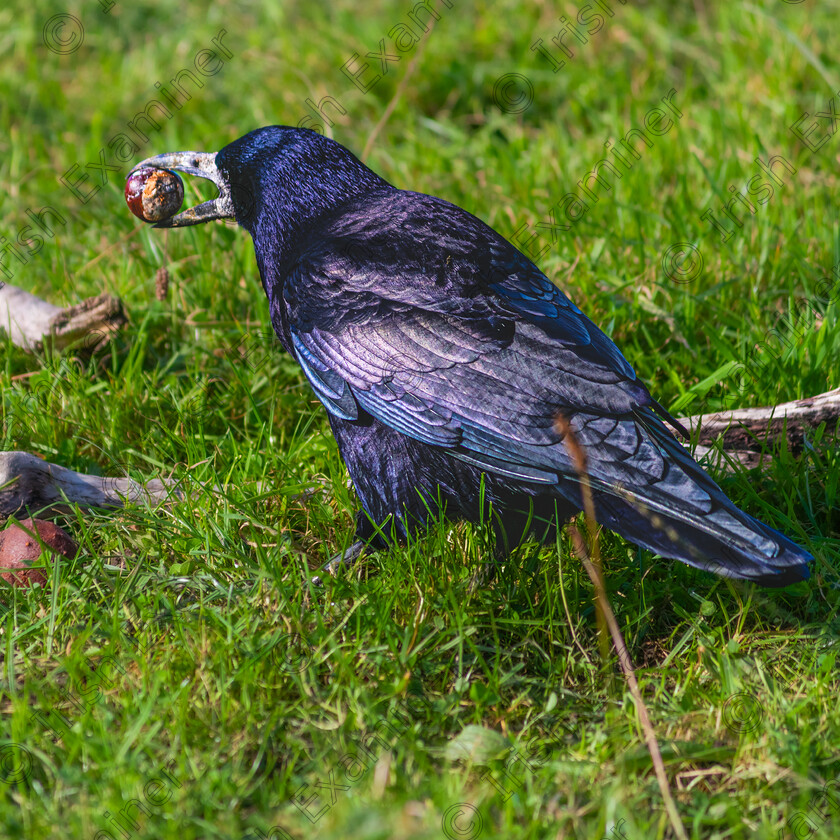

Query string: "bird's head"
[128, 126, 389, 236]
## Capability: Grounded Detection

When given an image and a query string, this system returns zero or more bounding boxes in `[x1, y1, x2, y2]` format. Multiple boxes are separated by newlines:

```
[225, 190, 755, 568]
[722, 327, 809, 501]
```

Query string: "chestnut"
[125, 167, 184, 223]
[0, 518, 79, 587]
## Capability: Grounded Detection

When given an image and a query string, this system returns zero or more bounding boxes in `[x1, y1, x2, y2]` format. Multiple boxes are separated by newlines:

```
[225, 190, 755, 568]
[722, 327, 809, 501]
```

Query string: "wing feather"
[283, 190, 670, 499]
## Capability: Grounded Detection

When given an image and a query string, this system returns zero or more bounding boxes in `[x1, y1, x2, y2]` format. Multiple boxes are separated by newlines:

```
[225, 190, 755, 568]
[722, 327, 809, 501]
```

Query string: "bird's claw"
[310, 540, 365, 586]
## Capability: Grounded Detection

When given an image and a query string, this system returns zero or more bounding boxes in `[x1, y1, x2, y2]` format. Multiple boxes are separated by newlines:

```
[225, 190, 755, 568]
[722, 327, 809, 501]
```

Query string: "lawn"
[2, 0, 840, 838]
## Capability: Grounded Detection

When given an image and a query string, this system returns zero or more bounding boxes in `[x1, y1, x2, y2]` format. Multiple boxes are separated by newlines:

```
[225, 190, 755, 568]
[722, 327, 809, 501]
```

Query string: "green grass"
[2, 0, 840, 837]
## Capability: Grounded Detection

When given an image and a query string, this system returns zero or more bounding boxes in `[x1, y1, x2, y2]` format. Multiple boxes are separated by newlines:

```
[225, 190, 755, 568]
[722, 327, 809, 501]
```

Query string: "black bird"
[130, 126, 812, 586]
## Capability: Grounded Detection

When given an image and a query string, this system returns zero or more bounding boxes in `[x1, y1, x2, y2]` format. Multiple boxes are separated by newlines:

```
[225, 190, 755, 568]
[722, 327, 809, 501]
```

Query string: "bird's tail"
[572, 416, 813, 587]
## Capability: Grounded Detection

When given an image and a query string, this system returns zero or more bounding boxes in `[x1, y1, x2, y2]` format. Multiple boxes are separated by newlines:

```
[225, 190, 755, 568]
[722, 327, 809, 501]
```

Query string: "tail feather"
[583, 416, 813, 587]
[589, 489, 811, 586]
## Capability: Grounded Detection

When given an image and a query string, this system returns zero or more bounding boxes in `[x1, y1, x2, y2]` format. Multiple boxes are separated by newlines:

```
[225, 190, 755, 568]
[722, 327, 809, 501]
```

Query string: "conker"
[125, 167, 184, 223]
[0, 518, 79, 587]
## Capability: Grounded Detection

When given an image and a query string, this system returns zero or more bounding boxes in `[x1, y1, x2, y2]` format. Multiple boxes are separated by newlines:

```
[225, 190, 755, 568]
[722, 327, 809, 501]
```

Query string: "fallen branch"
[690, 444, 768, 472]
[0, 283, 126, 352]
[679, 386, 840, 471]
[681, 387, 840, 449]
[0, 451, 181, 519]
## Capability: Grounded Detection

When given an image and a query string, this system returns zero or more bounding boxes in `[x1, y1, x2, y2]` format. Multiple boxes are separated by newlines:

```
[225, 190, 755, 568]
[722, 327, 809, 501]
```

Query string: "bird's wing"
[282, 199, 708, 505]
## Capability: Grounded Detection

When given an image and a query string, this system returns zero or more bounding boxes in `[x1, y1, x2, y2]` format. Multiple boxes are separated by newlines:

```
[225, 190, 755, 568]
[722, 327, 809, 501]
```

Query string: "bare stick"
[690, 444, 769, 472]
[680, 387, 840, 450]
[0, 451, 181, 519]
[0, 284, 126, 352]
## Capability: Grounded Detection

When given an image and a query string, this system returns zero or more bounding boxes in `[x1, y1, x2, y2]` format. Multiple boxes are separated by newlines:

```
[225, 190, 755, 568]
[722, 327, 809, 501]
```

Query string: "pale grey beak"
[128, 151, 234, 228]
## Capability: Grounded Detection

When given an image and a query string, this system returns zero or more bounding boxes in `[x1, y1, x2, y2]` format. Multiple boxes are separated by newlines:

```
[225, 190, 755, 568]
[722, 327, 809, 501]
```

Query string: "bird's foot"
[311, 540, 365, 586]
[469, 561, 498, 593]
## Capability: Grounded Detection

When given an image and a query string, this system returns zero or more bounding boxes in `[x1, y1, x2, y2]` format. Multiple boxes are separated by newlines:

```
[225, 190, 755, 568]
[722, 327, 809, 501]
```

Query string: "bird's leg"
[468, 514, 510, 591]
[309, 507, 396, 586]
[469, 502, 560, 591]
[310, 540, 366, 586]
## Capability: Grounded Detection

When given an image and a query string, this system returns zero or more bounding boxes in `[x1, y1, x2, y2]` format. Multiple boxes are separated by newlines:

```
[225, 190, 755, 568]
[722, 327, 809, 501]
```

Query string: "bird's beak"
[127, 151, 234, 228]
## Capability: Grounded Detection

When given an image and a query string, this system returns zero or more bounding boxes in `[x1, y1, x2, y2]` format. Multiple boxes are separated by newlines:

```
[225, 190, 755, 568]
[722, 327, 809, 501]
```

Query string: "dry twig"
[557, 414, 689, 840]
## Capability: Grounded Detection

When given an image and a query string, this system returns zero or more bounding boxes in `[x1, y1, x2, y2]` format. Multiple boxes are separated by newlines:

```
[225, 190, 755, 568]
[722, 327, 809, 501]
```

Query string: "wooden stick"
[569, 526, 689, 840]
[676, 386, 840, 471]
[680, 387, 840, 449]
[690, 444, 769, 472]
[2, 337, 837, 520]
[0, 451, 181, 519]
[0, 283, 126, 352]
